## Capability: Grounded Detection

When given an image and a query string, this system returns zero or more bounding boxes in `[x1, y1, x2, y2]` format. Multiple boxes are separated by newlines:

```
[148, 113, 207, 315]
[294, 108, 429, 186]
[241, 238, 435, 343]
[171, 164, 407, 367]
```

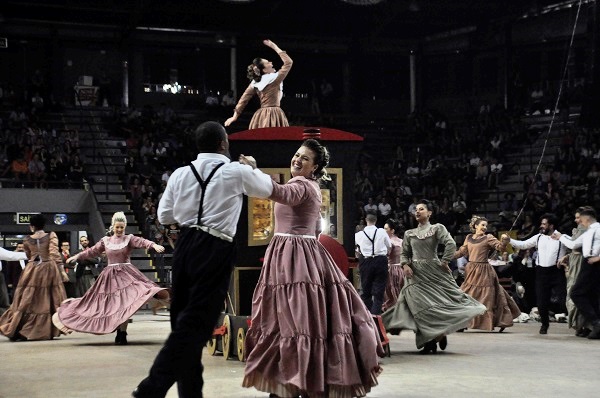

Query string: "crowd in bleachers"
[351, 104, 600, 243]
[0, 105, 84, 189]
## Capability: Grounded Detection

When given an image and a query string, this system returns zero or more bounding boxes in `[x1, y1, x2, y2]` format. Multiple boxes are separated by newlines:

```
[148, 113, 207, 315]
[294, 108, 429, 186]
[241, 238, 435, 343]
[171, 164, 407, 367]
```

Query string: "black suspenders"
[363, 229, 377, 256]
[188, 162, 225, 225]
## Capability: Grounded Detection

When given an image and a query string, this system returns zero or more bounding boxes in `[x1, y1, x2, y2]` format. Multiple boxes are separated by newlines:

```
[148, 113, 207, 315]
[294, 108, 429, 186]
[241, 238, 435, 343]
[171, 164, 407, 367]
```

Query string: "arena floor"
[1, 311, 599, 398]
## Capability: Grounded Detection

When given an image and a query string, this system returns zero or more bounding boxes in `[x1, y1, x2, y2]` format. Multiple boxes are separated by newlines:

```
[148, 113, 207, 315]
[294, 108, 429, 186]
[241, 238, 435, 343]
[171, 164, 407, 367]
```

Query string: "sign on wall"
[16, 212, 40, 225]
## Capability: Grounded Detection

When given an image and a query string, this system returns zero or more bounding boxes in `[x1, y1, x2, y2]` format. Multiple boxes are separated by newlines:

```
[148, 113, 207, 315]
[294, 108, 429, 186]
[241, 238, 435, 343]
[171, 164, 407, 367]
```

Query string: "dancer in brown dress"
[243, 139, 383, 398]
[454, 216, 520, 331]
[382, 218, 404, 312]
[0, 214, 68, 341]
[225, 39, 292, 129]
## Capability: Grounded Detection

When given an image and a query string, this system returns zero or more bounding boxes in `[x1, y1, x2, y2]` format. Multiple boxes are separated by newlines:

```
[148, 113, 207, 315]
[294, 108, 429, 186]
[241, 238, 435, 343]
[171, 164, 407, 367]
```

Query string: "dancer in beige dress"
[454, 216, 520, 331]
[225, 39, 292, 129]
[0, 214, 68, 341]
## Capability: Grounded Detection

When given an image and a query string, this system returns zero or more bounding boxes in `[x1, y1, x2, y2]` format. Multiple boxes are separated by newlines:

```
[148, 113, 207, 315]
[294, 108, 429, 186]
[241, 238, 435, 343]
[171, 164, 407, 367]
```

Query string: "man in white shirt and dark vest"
[509, 213, 567, 335]
[134, 121, 274, 398]
[553, 207, 600, 339]
[355, 213, 391, 315]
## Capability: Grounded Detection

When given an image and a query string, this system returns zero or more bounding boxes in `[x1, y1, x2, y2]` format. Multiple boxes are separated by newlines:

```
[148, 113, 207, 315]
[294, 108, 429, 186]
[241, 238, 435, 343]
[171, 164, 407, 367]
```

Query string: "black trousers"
[137, 228, 235, 398]
[535, 266, 567, 326]
[359, 256, 389, 315]
[570, 258, 600, 325]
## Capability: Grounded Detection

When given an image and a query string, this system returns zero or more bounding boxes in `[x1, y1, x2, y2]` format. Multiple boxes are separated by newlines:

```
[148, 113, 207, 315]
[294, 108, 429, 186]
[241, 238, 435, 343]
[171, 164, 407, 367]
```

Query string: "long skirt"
[382, 264, 404, 312]
[52, 263, 166, 334]
[382, 258, 486, 349]
[249, 106, 289, 129]
[0, 260, 66, 340]
[243, 235, 383, 398]
[566, 252, 588, 330]
[460, 261, 521, 330]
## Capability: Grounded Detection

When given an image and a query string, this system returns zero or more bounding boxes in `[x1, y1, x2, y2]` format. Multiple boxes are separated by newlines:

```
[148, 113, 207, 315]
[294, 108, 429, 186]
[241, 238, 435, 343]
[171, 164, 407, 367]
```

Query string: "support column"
[230, 45, 237, 99]
[122, 60, 129, 108]
[410, 52, 417, 112]
[582, 0, 600, 126]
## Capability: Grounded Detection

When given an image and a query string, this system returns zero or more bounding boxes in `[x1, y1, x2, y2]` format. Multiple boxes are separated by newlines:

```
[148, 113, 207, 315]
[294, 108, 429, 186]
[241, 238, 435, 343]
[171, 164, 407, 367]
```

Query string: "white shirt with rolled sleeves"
[0, 247, 27, 272]
[559, 222, 600, 258]
[157, 153, 273, 238]
[355, 225, 392, 257]
[509, 233, 567, 267]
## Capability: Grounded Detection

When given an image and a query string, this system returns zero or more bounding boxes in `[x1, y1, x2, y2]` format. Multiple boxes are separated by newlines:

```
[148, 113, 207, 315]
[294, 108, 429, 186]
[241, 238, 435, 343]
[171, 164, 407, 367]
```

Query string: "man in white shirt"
[509, 213, 567, 334]
[0, 246, 28, 315]
[134, 121, 274, 398]
[553, 207, 600, 339]
[378, 197, 392, 220]
[355, 214, 392, 315]
[363, 197, 377, 216]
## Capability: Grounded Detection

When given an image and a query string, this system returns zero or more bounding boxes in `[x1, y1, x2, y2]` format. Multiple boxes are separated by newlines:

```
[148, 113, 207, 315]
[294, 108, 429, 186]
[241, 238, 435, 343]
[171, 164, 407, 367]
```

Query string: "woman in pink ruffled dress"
[242, 139, 383, 398]
[52, 212, 168, 345]
[382, 218, 404, 312]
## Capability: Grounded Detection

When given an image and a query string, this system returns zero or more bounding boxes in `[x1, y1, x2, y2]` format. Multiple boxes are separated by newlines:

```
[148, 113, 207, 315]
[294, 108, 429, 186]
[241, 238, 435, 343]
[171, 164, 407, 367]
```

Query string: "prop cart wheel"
[206, 337, 218, 356]
[222, 315, 232, 360]
[236, 327, 246, 362]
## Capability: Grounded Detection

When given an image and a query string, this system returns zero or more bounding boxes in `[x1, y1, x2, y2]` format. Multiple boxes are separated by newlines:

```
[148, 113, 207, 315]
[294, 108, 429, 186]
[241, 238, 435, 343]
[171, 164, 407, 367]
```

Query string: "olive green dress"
[382, 223, 486, 349]
[566, 224, 588, 330]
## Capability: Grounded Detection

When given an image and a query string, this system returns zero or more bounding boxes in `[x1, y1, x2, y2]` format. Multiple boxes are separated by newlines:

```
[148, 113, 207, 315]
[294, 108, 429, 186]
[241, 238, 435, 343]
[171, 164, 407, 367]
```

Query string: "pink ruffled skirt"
[53, 263, 166, 334]
[243, 235, 383, 398]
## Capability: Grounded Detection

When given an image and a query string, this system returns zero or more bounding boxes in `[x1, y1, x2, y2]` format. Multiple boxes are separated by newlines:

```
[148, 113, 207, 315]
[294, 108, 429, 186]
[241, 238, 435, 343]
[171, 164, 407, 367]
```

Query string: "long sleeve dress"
[382, 235, 404, 312]
[235, 51, 293, 129]
[52, 234, 166, 334]
[382, 223, 486, 349]
[565, 224, 588, 330]
[243, 176, 383, 398]
[454, 234, 521, 330]
[0, 232, 67, 340]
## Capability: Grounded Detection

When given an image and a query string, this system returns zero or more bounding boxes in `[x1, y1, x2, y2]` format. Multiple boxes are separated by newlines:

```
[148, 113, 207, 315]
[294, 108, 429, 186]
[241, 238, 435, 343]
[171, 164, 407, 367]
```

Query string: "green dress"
[566, 224, 588, 330]
[382, 223, 486, 349]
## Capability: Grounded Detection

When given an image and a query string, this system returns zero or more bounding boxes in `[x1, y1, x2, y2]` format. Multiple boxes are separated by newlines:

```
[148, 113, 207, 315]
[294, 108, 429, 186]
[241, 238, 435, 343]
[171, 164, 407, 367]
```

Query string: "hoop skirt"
[52, 235, 166, 334]
[0, 232, 67, 340]
[382, 224, 486, 349]
[243, 177, 383, 398]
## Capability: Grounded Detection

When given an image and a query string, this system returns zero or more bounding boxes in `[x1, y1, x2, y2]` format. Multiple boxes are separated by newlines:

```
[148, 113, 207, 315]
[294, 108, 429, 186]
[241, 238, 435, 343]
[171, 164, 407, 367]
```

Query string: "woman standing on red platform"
[225, 39, 292, 129]
[453, 216, 521, 331]
[242, 139, 382, 398]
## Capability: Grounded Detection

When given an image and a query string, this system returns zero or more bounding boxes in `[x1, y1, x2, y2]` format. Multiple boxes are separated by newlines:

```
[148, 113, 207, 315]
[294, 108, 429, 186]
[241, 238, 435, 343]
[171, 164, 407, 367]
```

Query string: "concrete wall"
[0, 189, 106, 243]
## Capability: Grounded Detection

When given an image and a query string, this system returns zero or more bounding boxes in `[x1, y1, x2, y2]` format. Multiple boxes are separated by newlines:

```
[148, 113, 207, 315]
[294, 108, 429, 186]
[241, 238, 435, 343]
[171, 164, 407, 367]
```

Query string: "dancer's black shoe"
[115, 330, 128, 345]
[438, 336, 447, 351]
[419, 340, 437, 355]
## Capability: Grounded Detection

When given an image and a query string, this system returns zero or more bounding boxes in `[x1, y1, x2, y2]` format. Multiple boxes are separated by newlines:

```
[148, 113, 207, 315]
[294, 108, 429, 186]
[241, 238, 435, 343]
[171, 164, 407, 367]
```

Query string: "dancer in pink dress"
[52, 212, 168, 345]
[382, 218, 404, 312]
[243, 139, 383, 398]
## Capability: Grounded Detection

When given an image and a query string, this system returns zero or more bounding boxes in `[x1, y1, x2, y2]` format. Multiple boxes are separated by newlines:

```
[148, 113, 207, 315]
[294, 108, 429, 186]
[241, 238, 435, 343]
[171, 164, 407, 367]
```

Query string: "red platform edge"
[229, 126, 364, 141]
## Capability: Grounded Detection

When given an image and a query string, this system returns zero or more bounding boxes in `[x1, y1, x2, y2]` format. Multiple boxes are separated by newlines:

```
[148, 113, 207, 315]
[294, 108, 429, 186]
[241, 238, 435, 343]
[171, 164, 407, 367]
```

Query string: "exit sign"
[16, 212, 39, 224]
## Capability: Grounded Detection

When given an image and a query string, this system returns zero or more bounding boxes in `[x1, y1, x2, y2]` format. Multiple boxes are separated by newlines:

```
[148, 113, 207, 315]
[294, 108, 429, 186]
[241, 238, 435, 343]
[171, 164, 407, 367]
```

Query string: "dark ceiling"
[2, 0, 565, 41]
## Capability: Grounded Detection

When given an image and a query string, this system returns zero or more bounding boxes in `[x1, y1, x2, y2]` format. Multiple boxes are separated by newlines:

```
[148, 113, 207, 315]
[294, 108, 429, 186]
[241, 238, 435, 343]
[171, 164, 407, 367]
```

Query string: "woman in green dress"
[382, 199, 486, 354]
[559, 206, 591, 336]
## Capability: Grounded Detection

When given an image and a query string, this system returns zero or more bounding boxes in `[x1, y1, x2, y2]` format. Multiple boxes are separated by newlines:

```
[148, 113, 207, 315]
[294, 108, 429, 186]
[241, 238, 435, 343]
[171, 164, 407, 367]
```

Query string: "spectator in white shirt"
[363, 197, 378, 216]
